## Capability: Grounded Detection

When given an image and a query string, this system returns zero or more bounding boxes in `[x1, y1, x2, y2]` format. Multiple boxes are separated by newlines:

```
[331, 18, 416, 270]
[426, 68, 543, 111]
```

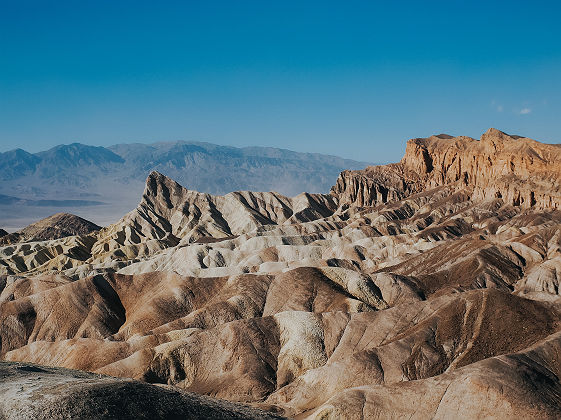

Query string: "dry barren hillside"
[2, 128, 561, 419]
[0, 213, 101, 245]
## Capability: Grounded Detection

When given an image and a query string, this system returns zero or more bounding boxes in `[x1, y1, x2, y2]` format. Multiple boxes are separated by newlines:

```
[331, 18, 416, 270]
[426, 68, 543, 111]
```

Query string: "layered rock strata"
[333, 128, 561, 210]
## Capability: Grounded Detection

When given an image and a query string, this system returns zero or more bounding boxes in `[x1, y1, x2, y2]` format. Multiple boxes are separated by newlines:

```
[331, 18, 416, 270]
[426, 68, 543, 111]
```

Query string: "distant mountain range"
[0, 141, 371, 229]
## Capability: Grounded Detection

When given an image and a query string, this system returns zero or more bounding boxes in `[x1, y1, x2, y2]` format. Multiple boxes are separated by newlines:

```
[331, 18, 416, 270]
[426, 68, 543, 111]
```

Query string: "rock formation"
[1, 128, 561, 419]
[333, 128, 561, 209]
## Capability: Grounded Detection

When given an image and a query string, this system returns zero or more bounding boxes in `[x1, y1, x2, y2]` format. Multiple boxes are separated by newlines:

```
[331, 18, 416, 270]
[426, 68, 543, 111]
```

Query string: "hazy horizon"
[2, 1, 560, 162]
[0, 138, 376, 163]
[0, 138, 372, 231]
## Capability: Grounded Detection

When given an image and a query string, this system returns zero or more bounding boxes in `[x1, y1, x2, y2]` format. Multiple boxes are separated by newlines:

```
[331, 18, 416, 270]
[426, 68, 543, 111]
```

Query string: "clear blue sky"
[1, 1, 560, 162]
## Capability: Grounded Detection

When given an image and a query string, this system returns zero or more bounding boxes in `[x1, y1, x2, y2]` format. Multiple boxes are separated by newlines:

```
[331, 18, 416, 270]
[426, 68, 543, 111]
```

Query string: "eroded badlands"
[2, 128, 561, 419]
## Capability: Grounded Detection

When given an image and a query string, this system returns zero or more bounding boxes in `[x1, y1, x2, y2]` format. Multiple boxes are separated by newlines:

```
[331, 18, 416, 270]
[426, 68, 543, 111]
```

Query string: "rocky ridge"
[0, 213, 101, 245]
[1, 128, 561, 419]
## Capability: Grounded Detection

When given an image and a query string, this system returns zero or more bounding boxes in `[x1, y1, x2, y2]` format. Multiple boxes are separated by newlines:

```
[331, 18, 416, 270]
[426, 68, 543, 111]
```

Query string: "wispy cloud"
[519, 108, 531, 115]
[491, 100, 503, 112]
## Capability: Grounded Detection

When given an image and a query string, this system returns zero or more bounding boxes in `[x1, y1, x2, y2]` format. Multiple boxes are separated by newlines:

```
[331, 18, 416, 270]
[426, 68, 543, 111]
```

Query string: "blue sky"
[1, 1, 560, 162]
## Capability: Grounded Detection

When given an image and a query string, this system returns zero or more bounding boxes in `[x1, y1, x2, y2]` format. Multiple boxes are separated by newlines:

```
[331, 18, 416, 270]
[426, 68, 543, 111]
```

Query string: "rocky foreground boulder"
[1, 128, 561, 419]
[0, 362, 285, 419]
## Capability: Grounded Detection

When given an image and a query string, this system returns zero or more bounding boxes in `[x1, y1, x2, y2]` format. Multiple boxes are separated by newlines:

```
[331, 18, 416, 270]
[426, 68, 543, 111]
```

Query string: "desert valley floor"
[2, 128, 561, 419]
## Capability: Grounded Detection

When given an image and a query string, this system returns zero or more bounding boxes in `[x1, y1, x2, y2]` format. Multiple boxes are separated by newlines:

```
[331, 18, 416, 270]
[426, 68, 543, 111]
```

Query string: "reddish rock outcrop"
[333, 128, 561, 210]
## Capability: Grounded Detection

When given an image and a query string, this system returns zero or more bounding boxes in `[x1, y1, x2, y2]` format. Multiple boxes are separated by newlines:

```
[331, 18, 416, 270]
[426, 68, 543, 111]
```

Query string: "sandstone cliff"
[333, 128, 561, 210]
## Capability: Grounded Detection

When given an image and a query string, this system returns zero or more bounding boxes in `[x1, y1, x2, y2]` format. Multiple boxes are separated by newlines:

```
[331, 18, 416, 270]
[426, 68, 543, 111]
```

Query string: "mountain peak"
[142, 170, 191, 212]
[37, 143, 124, 167]
[480, 127, 521, 147]
[483, 127, 509, 137]
[145, 170, 184, 191]
[0, 148, 41, 180]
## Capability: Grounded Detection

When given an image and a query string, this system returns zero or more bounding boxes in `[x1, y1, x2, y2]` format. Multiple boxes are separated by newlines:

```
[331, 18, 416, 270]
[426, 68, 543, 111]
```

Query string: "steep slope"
[85, 171, 339, 267]
[402, 128, 561, 208]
